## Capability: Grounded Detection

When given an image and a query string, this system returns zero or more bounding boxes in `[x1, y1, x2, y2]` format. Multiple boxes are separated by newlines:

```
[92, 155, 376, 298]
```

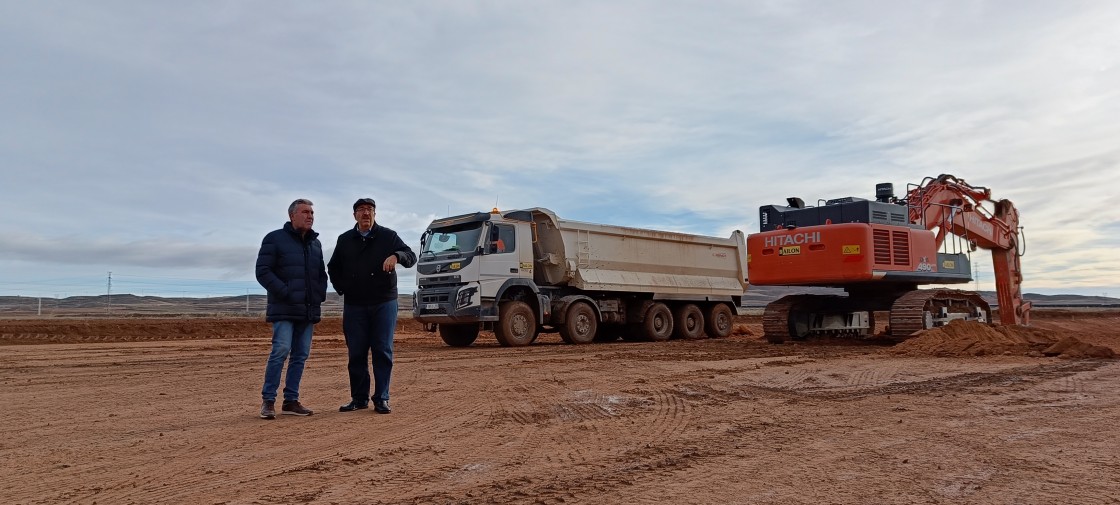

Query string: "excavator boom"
[906, 174, 1030, 326]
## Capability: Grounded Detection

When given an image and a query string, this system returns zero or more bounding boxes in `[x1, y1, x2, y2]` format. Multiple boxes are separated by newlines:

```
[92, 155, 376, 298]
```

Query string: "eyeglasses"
[355, 207, 375, 213]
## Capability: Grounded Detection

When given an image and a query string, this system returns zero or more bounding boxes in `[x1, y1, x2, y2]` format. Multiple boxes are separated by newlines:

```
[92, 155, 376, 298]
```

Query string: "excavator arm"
[906, 174, 1031, 326]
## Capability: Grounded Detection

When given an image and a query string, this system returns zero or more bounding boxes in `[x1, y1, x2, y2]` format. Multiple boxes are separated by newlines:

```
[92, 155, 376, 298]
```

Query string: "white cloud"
[1, 1, 1119, 298]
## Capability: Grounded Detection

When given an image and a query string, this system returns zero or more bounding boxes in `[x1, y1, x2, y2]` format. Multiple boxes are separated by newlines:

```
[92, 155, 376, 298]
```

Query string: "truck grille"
[417, 291, 451, 304]
[417, 275, 462, 288]
[415, 289, 453, 315]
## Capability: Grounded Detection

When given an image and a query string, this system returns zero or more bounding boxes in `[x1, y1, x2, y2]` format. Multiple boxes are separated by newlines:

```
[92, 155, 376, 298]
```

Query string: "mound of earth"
[890, 320, 1116, 358]
[731, 323, 755, 337]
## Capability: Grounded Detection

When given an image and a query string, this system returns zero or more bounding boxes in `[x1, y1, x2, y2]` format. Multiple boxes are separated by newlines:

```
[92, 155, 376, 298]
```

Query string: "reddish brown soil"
[2, 310, 1119, 504]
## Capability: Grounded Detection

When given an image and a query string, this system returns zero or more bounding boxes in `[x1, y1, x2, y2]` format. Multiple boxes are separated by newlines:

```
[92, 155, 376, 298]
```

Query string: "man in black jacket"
[328, 198, 417, 414]
[255, 198, 329, 419]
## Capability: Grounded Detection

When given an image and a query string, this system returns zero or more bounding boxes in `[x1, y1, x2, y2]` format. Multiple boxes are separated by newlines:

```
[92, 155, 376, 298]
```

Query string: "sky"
[2, 1, 1119, 299]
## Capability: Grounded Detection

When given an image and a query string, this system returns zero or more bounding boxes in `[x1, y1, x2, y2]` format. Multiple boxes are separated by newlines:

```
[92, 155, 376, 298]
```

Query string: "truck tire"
[559, 301, 598, 344]
[705, 304, 734, 339]
[643, 302, 674, 342]
[438, 324, 479, 347]
[672, 304, 705, 340]
[495, 300, 537, 347]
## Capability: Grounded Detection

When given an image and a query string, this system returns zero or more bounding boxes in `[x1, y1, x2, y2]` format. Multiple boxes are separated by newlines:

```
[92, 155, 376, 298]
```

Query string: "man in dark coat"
[328, 197, 417, 414]
[255, 198, 329, 419]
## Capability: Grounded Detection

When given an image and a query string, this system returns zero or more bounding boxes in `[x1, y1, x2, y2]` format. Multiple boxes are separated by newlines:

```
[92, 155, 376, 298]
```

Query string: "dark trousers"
[343, 300, 398, 403]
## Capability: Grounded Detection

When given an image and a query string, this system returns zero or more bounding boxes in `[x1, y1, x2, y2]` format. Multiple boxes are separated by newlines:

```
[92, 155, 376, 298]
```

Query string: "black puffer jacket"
[255, 222, 329, 323]
[327, 223, 417, 305]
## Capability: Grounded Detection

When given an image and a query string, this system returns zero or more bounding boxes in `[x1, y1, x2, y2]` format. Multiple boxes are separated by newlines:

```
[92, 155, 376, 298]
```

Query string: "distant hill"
[1, 288, 1115, 317]
[741, 285, 1120, 308]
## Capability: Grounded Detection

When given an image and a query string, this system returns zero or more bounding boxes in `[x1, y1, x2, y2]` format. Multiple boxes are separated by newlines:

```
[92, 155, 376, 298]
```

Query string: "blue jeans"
[343, 300, 397, 403]
[261, 320, 314, 402]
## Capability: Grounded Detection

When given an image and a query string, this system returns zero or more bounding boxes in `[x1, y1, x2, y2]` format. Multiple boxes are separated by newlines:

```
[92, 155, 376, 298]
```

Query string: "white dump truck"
[413, 207, 749, 347]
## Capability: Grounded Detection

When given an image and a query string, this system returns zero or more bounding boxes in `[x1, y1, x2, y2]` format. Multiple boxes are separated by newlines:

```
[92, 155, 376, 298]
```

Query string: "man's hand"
[383, 254, 398, 272]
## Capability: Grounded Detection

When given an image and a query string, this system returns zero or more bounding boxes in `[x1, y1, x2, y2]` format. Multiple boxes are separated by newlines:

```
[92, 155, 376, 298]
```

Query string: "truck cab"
[414, 210, 535, 326]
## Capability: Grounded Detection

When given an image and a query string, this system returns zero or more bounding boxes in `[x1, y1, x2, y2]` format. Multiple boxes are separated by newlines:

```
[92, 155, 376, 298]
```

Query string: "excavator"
[747, 174, 1030, 342]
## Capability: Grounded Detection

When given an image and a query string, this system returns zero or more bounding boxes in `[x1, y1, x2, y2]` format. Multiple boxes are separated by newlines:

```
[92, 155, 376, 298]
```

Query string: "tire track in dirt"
[806, 360, 1105, 401]
[408, 390, 733, 505]
[488, 370, 605, 484]
[2, 348, 271, 503]
[9, 316, 1118, 504]
[98, 402, 491, 504]
[405, 439, 717, 505]
[718, 359, 1104, 403]
[393, 360, 573, 502]
[399, 349, 699, 504]
[79, 354, 491, 504]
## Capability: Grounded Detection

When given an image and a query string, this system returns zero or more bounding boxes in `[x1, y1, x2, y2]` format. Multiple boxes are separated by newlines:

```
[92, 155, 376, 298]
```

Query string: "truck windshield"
[423, 223, 483, 256]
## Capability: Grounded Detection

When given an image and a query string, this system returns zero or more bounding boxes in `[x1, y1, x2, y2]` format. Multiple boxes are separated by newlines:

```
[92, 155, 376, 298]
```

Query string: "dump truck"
[413, 207, 749, 347]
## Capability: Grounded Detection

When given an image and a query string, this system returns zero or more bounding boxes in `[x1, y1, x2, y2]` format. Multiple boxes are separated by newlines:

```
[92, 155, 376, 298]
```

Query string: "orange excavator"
[747, 174, 1030, 342]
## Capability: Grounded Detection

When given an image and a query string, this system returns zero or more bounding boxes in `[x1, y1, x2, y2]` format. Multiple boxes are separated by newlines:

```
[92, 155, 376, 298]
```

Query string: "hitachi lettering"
[764, 232, 821, 248]
[967, 214, 995, 236]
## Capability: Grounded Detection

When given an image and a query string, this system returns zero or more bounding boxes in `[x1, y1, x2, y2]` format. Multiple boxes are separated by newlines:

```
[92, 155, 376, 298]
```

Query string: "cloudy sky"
[2, 1, 1118, 299]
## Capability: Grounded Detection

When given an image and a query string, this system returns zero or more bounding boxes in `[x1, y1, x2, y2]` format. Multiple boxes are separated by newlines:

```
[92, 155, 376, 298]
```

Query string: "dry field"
[2, 309, 1119, 504]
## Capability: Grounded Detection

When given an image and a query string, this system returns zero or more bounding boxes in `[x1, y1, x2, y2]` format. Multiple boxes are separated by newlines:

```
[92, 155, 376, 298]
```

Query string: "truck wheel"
[438, 324, 479, 347]
[643, 302, 674, 342]
[705, 304, 734, 339]
[559, 301, 598, 345]
[672, 304, 705, 340]
[495, 301, 537, 347]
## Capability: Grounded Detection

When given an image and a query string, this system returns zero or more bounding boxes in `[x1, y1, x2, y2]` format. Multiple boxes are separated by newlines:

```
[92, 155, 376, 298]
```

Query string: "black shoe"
[281, 400, 313, 416]
[339, 400, 369, 412]
[373, 400, 391, 414]
[260, 400, 276, 420]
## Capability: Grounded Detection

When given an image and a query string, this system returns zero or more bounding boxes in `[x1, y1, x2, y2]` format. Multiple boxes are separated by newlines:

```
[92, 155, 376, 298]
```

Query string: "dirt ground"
[2, 309, 1119, 504]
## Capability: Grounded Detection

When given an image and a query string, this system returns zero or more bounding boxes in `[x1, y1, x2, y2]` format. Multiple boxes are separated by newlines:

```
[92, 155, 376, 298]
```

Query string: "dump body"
[414, 207, 748, 347]
[528, 208, 748, 296]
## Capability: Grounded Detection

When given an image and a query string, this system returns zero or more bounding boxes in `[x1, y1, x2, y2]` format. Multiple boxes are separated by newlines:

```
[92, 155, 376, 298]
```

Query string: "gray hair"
[288, 198, 314, 215]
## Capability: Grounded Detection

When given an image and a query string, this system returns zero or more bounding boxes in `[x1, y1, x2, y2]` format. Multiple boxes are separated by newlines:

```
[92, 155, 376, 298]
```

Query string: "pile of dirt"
[890, 320, 1116, 358]
[731, 323, 755, 336]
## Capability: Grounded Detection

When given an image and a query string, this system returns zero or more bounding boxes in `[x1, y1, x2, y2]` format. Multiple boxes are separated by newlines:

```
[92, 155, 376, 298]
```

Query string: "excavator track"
[762, 294, 860, 343]
[763, 290, 989, 344]
[762, 295, 812, 343]
[888, 289, 991, 340]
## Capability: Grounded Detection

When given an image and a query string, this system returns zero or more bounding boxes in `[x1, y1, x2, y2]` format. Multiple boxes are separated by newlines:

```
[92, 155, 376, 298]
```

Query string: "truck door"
[479, 223, 523, 294]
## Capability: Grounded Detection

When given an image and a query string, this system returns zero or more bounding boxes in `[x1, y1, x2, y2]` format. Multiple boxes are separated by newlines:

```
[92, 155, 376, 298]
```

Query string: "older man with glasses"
[328, 198, 417, 414]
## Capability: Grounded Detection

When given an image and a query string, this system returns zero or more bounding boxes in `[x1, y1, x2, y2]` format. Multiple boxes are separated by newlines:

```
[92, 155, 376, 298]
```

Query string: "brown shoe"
[260, 400, 276, 420]
[282, 400, 313, 416]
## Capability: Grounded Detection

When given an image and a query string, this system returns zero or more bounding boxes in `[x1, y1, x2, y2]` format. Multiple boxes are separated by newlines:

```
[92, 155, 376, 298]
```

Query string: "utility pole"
[245, 288, 250, 313]
[107, 271, 112, 313]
